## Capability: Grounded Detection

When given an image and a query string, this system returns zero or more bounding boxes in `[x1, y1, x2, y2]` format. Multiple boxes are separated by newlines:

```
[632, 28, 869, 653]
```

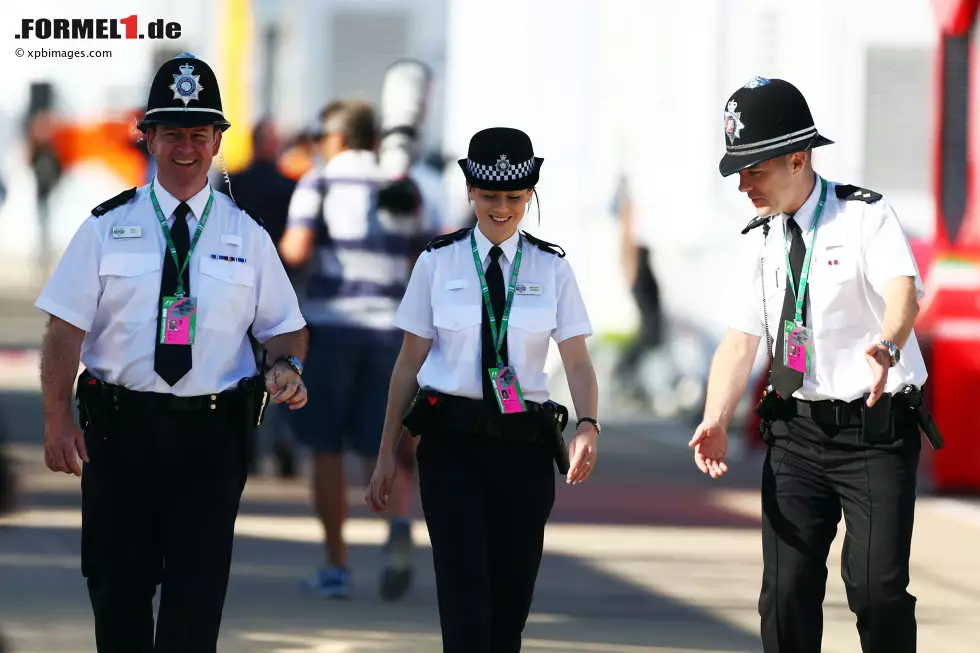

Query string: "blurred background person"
[610, 172, 664, 408]
[279, 98, 427, 601]
[25, 83, 64, 287]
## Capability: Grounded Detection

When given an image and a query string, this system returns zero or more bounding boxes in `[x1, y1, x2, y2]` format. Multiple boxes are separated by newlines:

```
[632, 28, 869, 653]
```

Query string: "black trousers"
[81, 406, 248, 653]
[760, 408, 920, 653]
[416, 423, 556, 653]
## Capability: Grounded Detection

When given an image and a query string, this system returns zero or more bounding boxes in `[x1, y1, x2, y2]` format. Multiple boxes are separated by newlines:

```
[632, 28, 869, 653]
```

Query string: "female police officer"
[366, 127, 599, 652]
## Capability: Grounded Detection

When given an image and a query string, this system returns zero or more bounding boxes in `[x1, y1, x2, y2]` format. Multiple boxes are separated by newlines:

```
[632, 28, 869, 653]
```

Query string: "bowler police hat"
[458, 127, 543, 191]
[137, 53, 231, 133]
[718, 76, 832, 177]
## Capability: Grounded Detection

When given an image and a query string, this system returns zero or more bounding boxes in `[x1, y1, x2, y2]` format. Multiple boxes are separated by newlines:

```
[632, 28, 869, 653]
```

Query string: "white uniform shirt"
[35, 178, 307, 397]
[394, 226, 593, 404]
[727, 173, 928, 403]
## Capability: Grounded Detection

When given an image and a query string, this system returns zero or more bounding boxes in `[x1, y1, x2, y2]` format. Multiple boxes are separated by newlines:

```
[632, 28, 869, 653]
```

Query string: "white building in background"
[442, 0, 939, 339]
[2, 0, 940, 332]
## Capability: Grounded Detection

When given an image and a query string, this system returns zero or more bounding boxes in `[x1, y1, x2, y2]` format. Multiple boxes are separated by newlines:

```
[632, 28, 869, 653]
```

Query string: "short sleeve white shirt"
[394, 226, 593, 403]
[726, 174, 927, 402]
[35, 178, 307, 396]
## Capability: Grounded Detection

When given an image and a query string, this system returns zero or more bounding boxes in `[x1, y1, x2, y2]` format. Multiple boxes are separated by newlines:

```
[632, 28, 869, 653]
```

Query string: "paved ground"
[2, 388, 979, 652]
[2, 286, 979, 652]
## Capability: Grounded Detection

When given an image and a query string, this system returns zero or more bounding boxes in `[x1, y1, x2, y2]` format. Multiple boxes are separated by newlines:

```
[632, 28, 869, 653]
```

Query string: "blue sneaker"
[300, 566, 350, 599]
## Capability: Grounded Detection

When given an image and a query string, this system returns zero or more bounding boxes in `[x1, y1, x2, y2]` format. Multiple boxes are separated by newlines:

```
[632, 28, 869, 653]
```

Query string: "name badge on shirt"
[515, 282, 541, 295]
[111, 226, 142, 239]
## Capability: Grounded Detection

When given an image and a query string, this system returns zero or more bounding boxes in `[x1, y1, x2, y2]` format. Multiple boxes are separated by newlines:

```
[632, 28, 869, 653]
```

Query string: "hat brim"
[719, 134, 833, 178]
[137, 110, 231, 133]
[457, 157, 544, 190]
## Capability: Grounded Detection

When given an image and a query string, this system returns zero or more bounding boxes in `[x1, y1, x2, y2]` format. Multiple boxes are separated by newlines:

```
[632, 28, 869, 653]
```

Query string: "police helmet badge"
[743, 75, 771, 89]
[496, 154, 511, 171]
[724, 99, 745, 144]
[170, 61, 203, 106]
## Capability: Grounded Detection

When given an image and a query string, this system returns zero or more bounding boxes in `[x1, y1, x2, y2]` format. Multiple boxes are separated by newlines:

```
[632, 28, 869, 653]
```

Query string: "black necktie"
[481, 246, 508, 405]
[771, 218, 806, 398]
[154, 202, 193, 386]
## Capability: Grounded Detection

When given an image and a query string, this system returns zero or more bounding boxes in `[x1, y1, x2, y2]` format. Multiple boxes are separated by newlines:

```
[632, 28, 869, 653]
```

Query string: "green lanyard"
[149, 180, 213, 298]
[470, 230, 523, 367]
[783, 177, 828, 326]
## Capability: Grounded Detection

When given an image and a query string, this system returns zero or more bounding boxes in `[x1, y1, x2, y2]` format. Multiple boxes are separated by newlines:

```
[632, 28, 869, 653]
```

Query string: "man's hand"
[264, 361, 307, 409]
[689, 420, 729, 479]
[864, 343, 891, 407]
[44, 418, 88, 477]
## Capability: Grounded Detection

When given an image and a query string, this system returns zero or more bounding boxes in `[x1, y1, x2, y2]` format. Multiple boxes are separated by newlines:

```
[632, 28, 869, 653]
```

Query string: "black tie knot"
[174, 202, 191, 221]
[489, 246, 503, 264]
[786, 218, 803, 238]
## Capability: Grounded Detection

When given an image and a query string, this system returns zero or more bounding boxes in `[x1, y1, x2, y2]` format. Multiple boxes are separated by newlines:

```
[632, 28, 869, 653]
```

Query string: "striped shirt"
[286, 149, 427, 332]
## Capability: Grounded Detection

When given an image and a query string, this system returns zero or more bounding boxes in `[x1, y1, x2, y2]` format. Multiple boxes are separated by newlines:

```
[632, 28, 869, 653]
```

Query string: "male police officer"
[689, 77, 929, 653]
[36, 53, 308, 653]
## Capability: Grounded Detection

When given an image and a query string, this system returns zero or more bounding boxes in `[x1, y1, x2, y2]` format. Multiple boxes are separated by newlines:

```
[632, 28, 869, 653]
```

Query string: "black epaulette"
[835, 184, 882, 204]
[521, 231, 565, 257]
[741, 215, 774, 235]
[228, 193, 265, 230]
[91, 187, 137, 217]
[425, 227, 470, 252]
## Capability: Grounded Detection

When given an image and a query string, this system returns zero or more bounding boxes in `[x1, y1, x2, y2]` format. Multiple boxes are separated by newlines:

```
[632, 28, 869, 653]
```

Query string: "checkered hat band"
[466, 157, 536, 182]
[727, 126, 817, 156]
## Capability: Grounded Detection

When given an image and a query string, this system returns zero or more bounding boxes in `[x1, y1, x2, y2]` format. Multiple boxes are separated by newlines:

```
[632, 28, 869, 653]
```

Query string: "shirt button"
[210, 404, 216, 410]
[211, 395, 217, 400]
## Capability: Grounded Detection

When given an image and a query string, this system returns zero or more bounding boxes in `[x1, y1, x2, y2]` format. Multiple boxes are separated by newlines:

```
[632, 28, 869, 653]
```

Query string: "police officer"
[366, 127, 600, 652]
[689, 77, 929, 653]
[35, 53, 308, 653]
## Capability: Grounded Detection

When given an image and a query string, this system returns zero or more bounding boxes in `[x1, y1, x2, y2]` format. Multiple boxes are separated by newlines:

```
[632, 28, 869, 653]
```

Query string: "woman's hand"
[566, 423, 598, 485]
[365, 451, 398, 514]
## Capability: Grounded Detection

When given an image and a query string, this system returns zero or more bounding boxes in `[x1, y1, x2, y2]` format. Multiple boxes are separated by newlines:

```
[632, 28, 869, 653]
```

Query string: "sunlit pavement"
[2, 413, 979, 653]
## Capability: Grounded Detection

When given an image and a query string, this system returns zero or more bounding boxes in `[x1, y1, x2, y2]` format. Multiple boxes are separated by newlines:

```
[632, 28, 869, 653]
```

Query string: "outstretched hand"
[689, 420, 729, 479]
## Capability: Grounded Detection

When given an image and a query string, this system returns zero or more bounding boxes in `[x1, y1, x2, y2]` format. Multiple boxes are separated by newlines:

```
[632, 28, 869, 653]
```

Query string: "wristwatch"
[576, 417, 601, 435]
[274, 355, 304, 376]
[878, 340, 900, 367]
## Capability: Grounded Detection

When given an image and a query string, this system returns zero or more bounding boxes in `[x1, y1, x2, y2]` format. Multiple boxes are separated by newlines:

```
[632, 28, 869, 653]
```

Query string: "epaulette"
[835, 184, 882, 204]
[91, 187, 137, 217]
[228, 193, 265, 230]
[521, 231, 566, 257]
[425, 227, 470, 252]
[741, 215, 774, 235]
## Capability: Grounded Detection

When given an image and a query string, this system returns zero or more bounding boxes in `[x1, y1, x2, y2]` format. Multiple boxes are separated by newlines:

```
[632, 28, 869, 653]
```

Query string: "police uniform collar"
[473, 224, 520, 265]
[152, 176, 212, 222]
[786, 173, 824, 230]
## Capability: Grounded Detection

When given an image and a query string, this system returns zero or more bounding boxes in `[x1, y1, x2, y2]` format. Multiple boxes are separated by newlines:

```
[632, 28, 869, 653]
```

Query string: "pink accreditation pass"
[160, 296, 198, 345]
[489, 365, 527, 414]
[783, 320, 813, 375]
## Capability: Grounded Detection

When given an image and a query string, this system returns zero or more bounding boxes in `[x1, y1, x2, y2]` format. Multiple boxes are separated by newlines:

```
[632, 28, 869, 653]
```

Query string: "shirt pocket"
[197, 257, 256, 332]
[814, 244, 862, 328]
[98, 252, 161, 322]
[432, 303, 482, 362]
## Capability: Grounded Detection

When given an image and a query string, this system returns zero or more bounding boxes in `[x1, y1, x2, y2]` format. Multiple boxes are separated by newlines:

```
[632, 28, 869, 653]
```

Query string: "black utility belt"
[403, 387, 571, 474]
[756, 384, 944, 450]
[760, 392, 904, 426]
[75, 369, 271, 435]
